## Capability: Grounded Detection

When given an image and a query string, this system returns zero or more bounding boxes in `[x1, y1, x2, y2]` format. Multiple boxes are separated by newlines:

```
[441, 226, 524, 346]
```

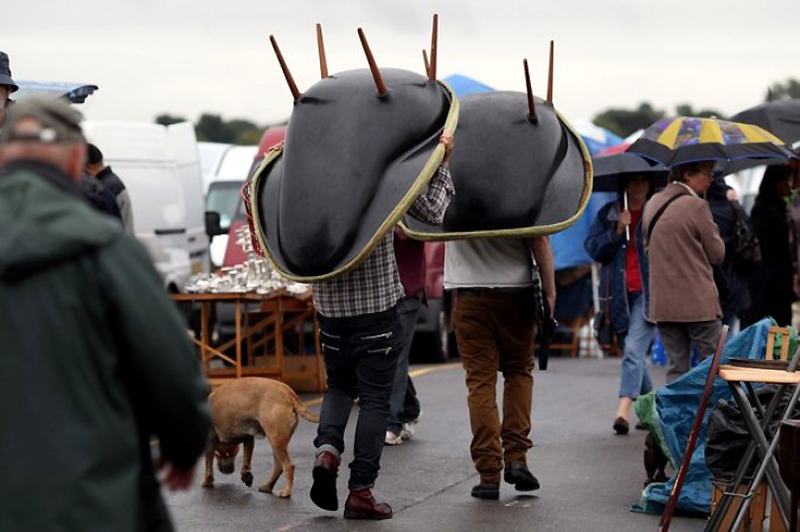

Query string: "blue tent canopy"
[443, 74, 494, 97]
[550, 191, 615, 269]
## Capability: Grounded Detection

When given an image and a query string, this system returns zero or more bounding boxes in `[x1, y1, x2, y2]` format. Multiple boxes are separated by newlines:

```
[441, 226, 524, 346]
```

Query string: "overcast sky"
[3, 0, 798, 129]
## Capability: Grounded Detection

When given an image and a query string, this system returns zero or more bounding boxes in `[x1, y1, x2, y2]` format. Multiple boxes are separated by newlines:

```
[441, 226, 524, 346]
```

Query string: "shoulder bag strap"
[647, 191, 690, 241]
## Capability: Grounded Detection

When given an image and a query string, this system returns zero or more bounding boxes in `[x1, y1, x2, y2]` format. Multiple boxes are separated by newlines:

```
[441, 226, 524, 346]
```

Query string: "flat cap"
[0, 97, 84, 145]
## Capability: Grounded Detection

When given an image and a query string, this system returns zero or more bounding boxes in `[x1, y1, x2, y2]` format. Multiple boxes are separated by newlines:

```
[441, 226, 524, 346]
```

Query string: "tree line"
[155, 113, 283, 145]
[593, 77, 800, 138]
[156, 77, 800, 142]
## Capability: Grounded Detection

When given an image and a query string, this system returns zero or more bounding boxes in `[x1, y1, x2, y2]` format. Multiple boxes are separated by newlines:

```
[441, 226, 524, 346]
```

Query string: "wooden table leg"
[200, 301, 210, 373]
[276, 298, 284, 381]
[244, 301, 251, 367]
[235, 300, 242, 379]
[298, 315, 306, 357]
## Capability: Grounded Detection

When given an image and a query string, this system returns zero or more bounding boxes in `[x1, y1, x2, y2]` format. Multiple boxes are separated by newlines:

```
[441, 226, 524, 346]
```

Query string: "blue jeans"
[618, 291, 655, 399]
[387, 297, 422, 434]
[314, 305, 403, 490]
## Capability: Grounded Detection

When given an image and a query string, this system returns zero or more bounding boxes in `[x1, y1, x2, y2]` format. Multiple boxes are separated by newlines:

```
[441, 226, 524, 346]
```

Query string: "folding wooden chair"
[706, 327, 800, 532]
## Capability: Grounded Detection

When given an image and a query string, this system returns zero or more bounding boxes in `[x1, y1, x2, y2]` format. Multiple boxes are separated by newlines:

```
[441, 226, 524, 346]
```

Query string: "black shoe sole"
[343, 509, 393, 520]
[310, 465, 338, 511]
[471, 486, 500, 499]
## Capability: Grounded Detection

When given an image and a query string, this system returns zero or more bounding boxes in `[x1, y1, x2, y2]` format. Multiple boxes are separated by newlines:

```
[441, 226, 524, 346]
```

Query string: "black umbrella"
[591, 152, 667, 192]
[720, 99, 800, 175]
[731, 99, 800, 148]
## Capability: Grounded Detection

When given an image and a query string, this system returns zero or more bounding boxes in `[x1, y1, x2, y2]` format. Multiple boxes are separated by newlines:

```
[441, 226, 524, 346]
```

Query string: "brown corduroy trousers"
[454, 291, 536, 484]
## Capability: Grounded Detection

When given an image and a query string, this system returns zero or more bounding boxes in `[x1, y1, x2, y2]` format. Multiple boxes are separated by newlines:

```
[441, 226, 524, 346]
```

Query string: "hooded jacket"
[0, 160, 210, 532]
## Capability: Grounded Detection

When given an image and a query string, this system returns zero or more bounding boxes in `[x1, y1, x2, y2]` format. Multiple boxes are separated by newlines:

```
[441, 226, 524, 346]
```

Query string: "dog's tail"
[289, 389, 320, 423]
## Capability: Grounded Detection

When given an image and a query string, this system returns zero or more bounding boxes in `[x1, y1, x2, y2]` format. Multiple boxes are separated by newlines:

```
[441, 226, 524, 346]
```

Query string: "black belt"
[457, 287, 533, 300]
[317, 304, 399, 329]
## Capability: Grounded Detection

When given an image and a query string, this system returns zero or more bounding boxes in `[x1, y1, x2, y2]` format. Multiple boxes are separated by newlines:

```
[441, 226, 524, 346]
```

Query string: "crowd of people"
[586, 158, 800, 434]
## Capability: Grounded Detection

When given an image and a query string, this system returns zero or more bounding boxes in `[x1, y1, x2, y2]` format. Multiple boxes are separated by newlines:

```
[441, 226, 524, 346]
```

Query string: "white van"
[82, 121, 210, 291]
[167, 123, 211, 275]
[200, 144, 259, 267]
[197, 141, 232, 192]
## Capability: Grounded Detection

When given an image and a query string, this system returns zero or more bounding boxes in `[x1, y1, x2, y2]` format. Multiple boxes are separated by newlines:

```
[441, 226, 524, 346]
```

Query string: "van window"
[233, 195, 250, 223]
[205, 181, 244, 230]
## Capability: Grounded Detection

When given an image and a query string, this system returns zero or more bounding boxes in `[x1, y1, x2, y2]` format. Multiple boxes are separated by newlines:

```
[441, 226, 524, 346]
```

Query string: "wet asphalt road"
[164, 356, 705, 532]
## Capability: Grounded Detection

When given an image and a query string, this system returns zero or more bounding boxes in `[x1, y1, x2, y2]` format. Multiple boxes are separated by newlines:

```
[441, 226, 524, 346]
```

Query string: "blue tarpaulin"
[550, 192, 615, 269]
[634, 319, 789, 515]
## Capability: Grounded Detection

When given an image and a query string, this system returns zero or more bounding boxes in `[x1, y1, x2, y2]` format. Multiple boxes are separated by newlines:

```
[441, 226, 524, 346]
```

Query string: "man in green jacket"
[0, 98, 210, 532]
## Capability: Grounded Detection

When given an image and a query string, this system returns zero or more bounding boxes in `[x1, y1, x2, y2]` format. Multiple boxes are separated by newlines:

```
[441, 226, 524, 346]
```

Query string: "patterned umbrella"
[626, 116, 797, 168]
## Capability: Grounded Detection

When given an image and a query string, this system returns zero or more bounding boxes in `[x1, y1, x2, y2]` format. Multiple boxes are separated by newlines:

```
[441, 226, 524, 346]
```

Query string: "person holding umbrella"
[585, 173, 657, 434]
[627, 116, 797, 381]
[642, 161, 725, 382]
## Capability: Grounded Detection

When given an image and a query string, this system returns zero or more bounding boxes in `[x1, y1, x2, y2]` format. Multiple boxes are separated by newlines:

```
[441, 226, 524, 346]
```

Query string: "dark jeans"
[314, 305, 403, 490]
[387, 297, 422, 434]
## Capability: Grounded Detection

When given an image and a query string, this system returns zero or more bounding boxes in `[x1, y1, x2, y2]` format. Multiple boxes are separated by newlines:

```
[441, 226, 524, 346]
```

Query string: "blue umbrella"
[443, 74, 493, 97]
[13, 81, 98, 104]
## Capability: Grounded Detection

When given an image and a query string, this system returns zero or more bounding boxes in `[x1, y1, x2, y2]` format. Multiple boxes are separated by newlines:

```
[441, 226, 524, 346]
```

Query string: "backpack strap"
[647, 190, 690, 241]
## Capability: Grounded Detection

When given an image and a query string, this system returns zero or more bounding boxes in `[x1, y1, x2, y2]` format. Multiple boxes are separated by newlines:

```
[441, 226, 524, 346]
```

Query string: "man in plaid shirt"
[310, 134, 454, 520]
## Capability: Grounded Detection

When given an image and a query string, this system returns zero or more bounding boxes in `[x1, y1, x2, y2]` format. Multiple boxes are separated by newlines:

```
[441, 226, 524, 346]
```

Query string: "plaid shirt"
[313, 165, 454, 317]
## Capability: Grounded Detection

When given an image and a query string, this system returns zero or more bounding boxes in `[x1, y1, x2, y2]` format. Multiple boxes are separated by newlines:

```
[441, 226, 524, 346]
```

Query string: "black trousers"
[314, 305, 403, 490]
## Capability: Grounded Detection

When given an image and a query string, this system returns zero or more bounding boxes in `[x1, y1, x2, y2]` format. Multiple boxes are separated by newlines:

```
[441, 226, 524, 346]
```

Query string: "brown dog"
[201, 377, 319, 498]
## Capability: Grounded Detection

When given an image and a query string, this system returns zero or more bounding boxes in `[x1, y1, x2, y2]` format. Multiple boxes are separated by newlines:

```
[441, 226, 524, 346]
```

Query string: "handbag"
[593, 267, 616, 346]
[730, 202, 761, 274]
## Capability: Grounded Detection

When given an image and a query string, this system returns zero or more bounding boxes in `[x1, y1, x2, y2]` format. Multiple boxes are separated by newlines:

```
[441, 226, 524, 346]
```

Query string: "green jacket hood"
[0, 160, 120, 282]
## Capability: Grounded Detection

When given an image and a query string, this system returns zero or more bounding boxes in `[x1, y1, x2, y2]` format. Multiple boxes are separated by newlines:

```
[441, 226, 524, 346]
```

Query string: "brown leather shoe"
[343, 488, 393, 520]
[310, 451, 340, 511]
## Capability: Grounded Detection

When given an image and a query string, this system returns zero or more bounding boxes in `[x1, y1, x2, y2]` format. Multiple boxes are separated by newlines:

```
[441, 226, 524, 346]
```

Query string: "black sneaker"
[470, 483, 500, 499]
[613, 417, 630, 435]
[503, 463, 540, 492]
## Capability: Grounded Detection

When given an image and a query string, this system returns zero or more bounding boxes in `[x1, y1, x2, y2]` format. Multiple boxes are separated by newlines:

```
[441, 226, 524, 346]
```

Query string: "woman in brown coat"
[642, 161, 725, 382]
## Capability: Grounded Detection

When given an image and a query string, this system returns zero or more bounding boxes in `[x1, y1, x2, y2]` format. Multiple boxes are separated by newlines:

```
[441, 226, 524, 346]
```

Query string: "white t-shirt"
[444, 238, 534, 289]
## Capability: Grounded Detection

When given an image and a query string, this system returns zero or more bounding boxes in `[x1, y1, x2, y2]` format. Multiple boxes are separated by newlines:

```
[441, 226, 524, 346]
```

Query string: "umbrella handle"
[623, 192, 630, 242]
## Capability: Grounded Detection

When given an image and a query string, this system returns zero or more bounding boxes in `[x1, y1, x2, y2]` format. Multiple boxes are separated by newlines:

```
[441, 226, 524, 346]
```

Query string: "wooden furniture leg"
[235, 300, 242, 379]
[275, 297, 284, 381]
[200, 301, 210, 373]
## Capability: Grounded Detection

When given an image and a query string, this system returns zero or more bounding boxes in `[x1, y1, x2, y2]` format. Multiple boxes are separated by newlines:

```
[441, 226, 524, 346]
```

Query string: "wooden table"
[171, 289, 325, 391]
